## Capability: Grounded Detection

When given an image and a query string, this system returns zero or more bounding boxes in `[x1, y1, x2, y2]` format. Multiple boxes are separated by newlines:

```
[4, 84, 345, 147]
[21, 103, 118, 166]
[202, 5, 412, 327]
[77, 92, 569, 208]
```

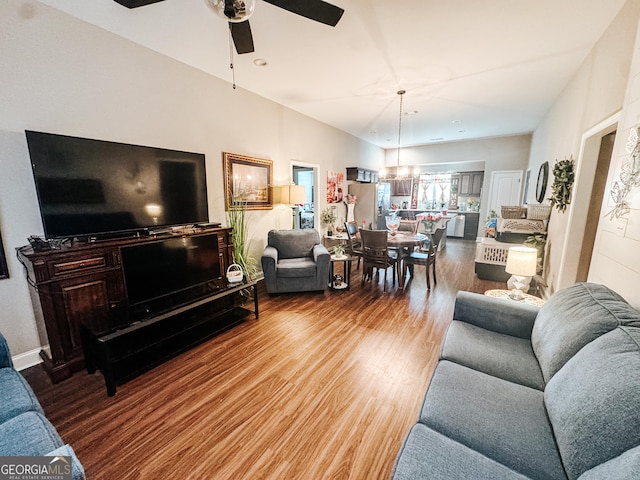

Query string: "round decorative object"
[536, 161, 549, 203]
[226, 263, 244, 283]
[205, 0, 256, 22]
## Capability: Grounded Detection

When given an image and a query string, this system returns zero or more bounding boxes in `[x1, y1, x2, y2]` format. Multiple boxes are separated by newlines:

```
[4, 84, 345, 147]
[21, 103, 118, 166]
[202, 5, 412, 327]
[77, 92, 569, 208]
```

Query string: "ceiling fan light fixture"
[205, 0, 255, 23]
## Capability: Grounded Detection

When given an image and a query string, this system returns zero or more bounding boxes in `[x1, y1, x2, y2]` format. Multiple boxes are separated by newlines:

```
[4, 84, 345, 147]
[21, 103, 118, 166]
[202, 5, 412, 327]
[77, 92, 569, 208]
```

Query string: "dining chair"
[344, 221, 362, 269]
[399, 219, 419, 234]
[360, 229, 398, 292]
[403, 227, 446, 290]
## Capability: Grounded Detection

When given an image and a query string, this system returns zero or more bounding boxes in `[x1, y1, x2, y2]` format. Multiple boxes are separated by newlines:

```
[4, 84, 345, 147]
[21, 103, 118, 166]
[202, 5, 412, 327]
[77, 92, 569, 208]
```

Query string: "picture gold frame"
[223, 152, 273, 210]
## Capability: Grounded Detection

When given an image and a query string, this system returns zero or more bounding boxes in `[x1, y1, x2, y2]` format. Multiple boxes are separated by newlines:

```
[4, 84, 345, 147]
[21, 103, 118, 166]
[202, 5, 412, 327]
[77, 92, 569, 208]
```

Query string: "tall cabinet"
[18, 227, 233, 383]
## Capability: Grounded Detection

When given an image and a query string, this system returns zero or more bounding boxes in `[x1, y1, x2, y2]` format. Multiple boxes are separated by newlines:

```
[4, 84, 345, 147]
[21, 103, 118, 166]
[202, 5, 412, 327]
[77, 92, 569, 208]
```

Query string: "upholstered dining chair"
[360, 229, 398, 292]
[403, 227, 446, 290]
[344, 221, 362, 269]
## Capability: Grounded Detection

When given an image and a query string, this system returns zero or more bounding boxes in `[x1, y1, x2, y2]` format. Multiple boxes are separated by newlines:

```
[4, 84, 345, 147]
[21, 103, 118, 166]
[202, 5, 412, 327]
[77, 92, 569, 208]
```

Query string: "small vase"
[347, 203, 355, 223]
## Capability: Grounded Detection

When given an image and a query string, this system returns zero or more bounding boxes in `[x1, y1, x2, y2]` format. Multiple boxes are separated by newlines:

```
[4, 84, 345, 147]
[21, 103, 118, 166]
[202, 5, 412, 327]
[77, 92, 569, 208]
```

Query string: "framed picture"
[223, 152, 273, 210]
[0, 230, 8, 280]
[327, 171, 344, 204]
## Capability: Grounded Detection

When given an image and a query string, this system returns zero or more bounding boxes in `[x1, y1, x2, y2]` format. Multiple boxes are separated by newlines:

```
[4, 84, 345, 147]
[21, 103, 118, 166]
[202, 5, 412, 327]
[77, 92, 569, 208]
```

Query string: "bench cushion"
[392, 423, 530, 480]
[419, 361, 565, 480]
[440, 320, 545, 390]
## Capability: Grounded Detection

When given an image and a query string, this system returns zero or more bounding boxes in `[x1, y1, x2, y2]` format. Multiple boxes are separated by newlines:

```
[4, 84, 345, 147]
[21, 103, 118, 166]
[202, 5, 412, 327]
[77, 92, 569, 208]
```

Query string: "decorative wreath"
[549, 156, 575, 213]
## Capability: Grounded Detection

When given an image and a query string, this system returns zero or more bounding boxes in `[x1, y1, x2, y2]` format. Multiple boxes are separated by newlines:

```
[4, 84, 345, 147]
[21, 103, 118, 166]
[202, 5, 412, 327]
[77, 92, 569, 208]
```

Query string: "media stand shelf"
[81, 279, 259, 396]
[17, 227, 239, 384]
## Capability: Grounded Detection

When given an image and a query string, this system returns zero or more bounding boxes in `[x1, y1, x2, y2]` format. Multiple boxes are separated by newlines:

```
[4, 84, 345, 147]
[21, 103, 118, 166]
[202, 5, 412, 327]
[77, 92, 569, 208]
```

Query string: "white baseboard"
[13, 347, 44, 371]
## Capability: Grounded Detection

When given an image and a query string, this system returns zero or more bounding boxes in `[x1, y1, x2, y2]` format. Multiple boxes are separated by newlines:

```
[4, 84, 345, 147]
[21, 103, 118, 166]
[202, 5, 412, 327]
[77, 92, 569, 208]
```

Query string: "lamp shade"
[505, 246, 537, 277]
[274, 185, 306, 205]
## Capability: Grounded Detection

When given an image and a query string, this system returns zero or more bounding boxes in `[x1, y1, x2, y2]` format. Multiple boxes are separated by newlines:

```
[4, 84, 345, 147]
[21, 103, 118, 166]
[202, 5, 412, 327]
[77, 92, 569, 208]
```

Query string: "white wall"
[0, 0, 382, 359]
[527, 0, 640, 301]
[589, 13, 640, 308]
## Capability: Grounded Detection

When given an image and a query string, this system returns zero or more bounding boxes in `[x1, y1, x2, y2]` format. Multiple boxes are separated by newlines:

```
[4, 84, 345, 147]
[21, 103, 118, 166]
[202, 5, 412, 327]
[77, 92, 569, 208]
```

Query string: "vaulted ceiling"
[38, 0, 628, 148]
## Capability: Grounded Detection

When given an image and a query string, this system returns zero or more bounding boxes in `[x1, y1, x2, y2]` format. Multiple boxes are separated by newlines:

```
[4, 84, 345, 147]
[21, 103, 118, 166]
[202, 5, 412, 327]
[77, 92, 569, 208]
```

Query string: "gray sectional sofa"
[0, 332, 85, 479]
[392, 282, 640, 479]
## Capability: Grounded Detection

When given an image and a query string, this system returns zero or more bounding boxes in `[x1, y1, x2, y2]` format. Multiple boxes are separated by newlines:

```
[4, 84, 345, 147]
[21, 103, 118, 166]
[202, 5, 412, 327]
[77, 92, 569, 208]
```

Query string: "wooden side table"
[329, 254, 352, 290]
[484, 289, 545, 307]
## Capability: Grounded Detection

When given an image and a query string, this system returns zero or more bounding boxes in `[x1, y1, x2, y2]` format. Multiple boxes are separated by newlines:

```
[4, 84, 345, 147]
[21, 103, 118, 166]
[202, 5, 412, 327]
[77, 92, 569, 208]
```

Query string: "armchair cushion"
[267, 229, 319, 259]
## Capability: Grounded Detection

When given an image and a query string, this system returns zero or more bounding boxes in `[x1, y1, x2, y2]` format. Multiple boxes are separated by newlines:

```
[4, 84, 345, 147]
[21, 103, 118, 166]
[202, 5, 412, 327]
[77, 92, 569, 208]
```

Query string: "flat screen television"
[121, 235, 222, 319]
[25, 130, 209, 239]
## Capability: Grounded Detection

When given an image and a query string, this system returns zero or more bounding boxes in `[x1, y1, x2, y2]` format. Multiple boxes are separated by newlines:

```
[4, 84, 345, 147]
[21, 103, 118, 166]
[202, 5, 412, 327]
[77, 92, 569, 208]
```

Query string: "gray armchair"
[261, 229, 330, 294]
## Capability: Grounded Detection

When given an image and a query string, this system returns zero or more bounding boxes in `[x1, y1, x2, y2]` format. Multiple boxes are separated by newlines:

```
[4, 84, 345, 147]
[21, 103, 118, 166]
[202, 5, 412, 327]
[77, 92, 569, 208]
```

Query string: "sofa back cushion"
[531, 283, 640, 383]
[267, 229, 320, 259]
[545, 326, 640, 480]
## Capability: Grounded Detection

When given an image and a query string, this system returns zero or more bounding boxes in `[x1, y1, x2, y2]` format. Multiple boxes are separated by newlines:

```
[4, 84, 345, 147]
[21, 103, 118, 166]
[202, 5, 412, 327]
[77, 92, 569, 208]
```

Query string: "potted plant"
[320, 207, 337, 236]
[226, 200, 260, 283]
[333, 245, 345, 258]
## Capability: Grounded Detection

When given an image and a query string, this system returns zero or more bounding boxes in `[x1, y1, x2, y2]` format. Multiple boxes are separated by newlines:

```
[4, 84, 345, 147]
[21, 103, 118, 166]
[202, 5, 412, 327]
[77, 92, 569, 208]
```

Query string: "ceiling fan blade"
[112, 0, 165, 8]
[263, 0, 344, 27]
[230, 20, 255, 54]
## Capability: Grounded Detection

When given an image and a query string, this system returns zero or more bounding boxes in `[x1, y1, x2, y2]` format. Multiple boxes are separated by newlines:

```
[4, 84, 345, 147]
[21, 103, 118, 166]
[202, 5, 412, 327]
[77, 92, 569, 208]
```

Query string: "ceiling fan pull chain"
[228, 26, 236, 89]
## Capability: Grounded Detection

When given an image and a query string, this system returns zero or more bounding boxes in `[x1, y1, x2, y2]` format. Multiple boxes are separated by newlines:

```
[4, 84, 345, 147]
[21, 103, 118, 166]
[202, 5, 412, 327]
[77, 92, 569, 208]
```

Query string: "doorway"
[292, 163, 318, 229]
[487, 170, 523, 214]
[556, 113, 619, 289]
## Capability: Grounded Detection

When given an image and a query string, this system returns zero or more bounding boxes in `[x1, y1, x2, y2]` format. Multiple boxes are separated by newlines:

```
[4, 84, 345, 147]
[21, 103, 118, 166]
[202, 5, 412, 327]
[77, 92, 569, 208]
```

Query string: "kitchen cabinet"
[346, 167, 378, 183]
[390, 179, 412, 196]
[459, 171, 484, 196]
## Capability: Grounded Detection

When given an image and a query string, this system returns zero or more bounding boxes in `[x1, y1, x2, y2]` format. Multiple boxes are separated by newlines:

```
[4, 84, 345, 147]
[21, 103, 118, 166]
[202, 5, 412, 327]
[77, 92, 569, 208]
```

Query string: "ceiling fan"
[113, 0, 344, 55]
[207, 0, 344, 55]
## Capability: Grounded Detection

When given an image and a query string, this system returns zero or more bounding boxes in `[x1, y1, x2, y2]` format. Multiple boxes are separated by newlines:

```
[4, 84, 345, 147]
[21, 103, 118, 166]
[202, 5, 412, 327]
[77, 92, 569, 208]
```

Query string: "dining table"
[357, 230, 429, 289]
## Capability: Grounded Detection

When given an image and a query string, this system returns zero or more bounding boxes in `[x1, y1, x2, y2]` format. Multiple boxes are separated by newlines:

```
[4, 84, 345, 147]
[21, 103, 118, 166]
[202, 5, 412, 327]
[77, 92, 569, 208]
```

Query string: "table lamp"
[274, 185, 307, 228]
[505, 246, 537, 300]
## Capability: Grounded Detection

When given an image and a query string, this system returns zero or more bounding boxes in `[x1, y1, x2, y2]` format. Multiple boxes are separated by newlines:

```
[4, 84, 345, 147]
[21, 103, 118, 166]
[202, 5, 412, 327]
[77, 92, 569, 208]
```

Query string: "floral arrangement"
[343, 194, 357, 205]
[416, 212, 443, 222]
[320, 207, 337, 227]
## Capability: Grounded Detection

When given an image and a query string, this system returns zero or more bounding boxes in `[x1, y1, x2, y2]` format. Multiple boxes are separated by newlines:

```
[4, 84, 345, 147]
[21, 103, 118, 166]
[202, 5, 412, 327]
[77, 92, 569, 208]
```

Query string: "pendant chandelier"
[395, 89, 407, 178]
[381, 89, 409, 180]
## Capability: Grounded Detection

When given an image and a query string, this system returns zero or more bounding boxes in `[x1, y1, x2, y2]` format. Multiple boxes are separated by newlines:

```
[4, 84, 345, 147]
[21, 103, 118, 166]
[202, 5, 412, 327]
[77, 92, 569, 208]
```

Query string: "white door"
[488, 170, 523, 214]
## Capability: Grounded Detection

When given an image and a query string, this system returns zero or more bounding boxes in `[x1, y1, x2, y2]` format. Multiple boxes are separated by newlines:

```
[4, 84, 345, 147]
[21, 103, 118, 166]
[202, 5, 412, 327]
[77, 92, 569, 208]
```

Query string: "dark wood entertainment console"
[18, 227, 258, 391]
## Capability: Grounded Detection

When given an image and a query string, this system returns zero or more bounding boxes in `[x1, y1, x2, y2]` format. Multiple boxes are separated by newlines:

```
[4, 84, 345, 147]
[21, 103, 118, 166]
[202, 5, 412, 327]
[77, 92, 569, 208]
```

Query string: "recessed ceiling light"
[452, 119, 462, 124]
[253, 58, 268, 67]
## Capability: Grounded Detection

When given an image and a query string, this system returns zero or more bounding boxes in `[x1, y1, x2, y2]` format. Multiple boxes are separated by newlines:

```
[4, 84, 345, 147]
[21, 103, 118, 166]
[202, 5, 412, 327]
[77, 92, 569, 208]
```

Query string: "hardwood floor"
[23, 238, 504, 479]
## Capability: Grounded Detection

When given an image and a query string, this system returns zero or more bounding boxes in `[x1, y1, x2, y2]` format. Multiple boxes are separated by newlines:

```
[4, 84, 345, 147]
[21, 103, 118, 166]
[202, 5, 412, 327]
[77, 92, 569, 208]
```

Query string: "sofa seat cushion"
[392, 423, 531, 480]
[276, 258, 317, 277]
[419, 361, 565, 480]
[532, 282, 640, 383]
[545, 326, 640, 480]
[0, 367, 44, 424]
[440, 321, 545, 390]
[0, 411, 63, 456]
